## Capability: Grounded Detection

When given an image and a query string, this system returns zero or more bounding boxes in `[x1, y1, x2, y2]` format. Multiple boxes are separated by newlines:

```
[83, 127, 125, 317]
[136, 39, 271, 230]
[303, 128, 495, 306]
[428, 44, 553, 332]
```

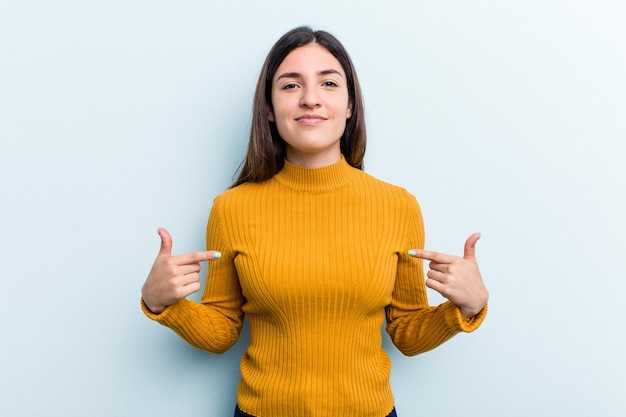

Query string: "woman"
[141, 26, 488, 417]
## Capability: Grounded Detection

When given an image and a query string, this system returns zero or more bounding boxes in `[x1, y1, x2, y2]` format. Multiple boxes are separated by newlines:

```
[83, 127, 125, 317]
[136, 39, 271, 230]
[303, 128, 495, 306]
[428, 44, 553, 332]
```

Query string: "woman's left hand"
[409, 233, 489, 318]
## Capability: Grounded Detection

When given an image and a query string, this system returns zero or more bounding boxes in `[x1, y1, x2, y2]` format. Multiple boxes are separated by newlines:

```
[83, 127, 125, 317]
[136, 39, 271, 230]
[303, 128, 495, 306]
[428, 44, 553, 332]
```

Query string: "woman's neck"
[284, 147, 342, 169]
[273, 156, 357, 193]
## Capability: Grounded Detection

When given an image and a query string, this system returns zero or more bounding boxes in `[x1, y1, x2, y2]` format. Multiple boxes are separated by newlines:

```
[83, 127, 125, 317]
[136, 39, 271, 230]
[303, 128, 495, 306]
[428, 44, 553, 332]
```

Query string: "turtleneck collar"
[273, 156, 359, 193]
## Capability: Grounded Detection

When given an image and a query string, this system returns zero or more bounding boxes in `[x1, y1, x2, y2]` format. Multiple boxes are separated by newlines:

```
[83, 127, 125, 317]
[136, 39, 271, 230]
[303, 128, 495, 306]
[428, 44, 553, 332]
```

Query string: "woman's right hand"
[141, 227, 222, 314]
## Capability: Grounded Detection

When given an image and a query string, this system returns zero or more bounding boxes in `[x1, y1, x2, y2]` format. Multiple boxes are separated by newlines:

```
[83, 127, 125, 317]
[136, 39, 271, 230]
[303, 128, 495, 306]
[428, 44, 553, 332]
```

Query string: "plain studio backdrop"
[1, 1, 624, 416]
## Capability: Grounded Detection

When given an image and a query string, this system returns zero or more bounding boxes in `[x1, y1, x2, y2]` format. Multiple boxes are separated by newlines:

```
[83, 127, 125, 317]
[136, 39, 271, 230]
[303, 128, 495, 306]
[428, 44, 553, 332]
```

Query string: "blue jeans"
[234, 405, 397, 417]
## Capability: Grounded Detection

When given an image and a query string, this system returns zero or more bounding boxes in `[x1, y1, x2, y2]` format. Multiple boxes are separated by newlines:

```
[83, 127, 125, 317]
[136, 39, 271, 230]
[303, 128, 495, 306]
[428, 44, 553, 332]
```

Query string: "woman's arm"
[140, 200, 245, 353]
[385, 194, 488, 356]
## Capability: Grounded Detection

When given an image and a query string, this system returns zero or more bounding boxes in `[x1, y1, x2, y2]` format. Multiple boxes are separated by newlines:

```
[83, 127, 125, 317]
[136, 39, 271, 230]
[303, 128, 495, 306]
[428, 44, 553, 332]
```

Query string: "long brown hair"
[232, 26, 366, 187]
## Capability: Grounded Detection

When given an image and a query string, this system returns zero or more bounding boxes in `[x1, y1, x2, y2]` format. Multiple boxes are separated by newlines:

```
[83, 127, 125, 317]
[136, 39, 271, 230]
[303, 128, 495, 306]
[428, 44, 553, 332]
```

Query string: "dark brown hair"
[232, 26, 366, 187]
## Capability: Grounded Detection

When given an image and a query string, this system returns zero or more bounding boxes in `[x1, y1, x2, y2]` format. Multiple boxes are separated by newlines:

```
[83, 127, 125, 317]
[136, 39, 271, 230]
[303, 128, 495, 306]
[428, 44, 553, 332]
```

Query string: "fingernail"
[408, 250, 417, 257]
[214, 252, 222, 259]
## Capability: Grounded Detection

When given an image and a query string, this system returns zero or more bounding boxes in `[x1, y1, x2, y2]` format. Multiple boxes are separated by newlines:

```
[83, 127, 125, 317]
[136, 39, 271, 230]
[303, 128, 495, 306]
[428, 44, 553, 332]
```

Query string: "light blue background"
[1, 1, 624, 416]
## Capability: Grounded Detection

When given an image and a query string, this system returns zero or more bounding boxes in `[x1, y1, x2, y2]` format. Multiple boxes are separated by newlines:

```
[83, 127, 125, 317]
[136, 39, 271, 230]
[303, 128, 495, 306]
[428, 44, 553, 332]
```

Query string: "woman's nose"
[299, 86, 321, 108]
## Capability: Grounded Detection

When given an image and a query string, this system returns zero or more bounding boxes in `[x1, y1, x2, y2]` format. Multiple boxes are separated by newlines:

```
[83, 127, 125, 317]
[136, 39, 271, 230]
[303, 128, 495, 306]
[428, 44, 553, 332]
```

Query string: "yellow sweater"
[143, 157, 487, 417]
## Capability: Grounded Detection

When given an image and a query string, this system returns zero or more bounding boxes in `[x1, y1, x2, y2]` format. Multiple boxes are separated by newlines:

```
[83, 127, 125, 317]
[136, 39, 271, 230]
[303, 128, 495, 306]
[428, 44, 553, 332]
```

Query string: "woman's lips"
[296, 114, 326, 125]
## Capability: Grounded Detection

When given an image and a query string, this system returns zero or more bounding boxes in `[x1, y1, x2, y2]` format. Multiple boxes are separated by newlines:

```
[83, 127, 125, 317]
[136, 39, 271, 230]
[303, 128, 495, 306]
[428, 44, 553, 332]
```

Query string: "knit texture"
[142, 157, 487, 417]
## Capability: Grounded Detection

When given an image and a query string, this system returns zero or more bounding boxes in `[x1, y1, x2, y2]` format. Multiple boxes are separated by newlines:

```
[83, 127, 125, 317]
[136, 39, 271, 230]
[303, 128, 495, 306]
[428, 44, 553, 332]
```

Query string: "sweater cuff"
[140, 298, 162, 320]
[441, 301, 488, 333]
[140, 298, 188, 323]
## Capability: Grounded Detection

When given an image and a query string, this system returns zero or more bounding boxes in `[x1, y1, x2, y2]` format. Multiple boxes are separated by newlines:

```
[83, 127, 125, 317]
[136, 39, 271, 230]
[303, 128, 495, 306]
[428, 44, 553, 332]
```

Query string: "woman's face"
[270, 43, 352, 168]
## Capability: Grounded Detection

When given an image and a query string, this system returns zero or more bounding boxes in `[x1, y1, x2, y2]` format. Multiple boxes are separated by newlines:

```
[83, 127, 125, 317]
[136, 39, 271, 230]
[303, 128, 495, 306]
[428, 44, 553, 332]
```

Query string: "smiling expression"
[269, 43, 353, 168]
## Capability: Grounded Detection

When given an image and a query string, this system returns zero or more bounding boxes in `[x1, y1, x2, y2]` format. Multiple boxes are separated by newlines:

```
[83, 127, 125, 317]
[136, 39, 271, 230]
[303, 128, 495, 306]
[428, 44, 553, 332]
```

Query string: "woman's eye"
[322, 81, 338, 87]
[282, 83, 298, 90]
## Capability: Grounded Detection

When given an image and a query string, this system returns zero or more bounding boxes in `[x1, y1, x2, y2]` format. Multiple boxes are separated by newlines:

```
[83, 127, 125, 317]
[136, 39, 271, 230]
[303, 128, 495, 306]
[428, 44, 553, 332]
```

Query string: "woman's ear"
[346, 101, 353, 119]
[268, 110, 275, 122]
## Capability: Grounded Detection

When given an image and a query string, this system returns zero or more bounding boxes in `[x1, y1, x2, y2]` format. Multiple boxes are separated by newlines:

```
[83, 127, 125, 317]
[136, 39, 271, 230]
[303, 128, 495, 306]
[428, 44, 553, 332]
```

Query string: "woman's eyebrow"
[276, 69, 345, 81]
[319, 69, 344, 78]
[276, 72, 301, 81]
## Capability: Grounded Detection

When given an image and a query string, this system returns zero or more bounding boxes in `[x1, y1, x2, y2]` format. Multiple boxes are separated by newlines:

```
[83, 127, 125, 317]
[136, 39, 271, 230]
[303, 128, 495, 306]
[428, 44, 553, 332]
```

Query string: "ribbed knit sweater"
[142, 157, 487, 417]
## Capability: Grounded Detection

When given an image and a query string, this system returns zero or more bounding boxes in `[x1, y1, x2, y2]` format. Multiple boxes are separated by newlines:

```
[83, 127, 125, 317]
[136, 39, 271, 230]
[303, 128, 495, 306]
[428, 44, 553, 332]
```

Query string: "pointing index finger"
[408, 249, 454, 263]
[172, 250, 222, 265]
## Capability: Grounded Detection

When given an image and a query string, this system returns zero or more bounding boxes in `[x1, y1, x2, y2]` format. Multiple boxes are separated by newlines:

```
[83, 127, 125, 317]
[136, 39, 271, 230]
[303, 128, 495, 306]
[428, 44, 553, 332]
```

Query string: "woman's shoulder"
[355, 169, 419, 203]
[211, 180, 271, 209]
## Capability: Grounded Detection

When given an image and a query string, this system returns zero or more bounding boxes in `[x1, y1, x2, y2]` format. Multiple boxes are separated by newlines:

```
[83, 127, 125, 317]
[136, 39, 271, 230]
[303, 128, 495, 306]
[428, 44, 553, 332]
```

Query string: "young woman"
[141, 26, 489, 417]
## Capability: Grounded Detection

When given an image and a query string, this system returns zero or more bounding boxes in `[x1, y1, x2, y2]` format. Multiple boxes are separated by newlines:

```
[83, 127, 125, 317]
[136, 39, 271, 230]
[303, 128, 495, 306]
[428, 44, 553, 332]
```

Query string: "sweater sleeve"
[141, 196, 245, 353]
[385, 193, 487, 356]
